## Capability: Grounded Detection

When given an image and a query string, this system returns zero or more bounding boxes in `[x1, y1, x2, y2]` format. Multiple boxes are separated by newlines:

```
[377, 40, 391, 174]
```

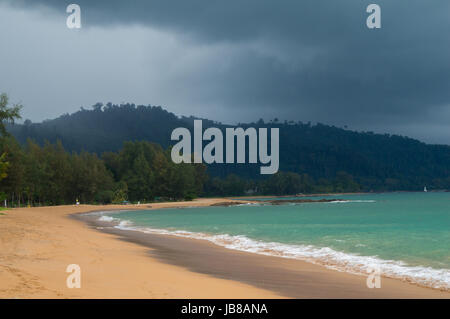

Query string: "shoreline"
[1, 198, 448, 298]
[77, 207, 449, 298]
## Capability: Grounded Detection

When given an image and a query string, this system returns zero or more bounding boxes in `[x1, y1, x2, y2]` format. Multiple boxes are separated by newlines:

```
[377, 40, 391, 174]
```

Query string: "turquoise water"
[100, 192, 450, 289]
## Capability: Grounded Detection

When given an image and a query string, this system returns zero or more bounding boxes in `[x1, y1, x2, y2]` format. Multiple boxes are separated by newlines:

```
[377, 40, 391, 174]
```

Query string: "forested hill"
[8, 103, 450, 191]
[11, 103, 186, 152]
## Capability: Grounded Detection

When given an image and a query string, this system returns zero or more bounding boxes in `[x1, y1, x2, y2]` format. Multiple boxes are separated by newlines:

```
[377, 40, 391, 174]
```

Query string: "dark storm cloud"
[3, 0, 450, 143]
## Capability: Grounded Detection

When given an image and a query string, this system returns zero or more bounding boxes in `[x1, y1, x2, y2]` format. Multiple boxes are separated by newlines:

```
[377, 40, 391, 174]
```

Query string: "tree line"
[0, 136, 208, 206]
[0, 134, 360, 207]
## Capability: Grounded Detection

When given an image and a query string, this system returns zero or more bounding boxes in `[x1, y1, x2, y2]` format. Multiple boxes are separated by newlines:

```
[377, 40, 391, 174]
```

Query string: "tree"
[0, 93, 21, 189]
[0, 93, 22, 137]
[0, 153, 8, 181]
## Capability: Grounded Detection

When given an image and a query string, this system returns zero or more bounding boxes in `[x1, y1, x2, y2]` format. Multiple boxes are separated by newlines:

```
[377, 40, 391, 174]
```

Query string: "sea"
[96, 192, 450, 290]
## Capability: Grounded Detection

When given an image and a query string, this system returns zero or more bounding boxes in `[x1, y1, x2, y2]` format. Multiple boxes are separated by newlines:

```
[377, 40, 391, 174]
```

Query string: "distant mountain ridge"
[8, 103, 450, 191]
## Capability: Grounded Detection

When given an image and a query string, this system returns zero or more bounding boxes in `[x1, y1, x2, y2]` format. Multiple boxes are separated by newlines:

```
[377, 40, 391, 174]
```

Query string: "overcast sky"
[0, 0, 449, 144]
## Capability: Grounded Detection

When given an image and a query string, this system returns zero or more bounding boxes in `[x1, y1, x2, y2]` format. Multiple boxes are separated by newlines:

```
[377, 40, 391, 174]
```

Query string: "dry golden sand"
[0, 198, 448, 299]
[0, 199, 279, 298]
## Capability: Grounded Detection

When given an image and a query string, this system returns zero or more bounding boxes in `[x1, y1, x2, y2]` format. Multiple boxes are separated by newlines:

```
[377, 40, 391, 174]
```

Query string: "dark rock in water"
[209, 201, 244, 207]
[209, 199, 347, 206]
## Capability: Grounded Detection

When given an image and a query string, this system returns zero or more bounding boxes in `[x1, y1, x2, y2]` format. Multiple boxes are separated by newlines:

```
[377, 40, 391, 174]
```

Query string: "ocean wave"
[98, 215, 117, 222]
[97, 214, 132, 227]
[349, 200, 376, 203]
[328, 200, 376, 203]
[267, 199, 376, 204]
[107, 216, 449, 291]
[83, 209, 129, 217]
[236, 202, 265, 207]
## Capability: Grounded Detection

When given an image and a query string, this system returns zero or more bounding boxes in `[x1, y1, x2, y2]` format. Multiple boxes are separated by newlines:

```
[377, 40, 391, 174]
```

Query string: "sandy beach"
[0, 198, 448, 299]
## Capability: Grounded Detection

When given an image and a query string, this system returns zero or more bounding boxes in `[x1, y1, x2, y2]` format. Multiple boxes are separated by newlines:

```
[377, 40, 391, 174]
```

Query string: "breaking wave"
[96, 213, 449, 291]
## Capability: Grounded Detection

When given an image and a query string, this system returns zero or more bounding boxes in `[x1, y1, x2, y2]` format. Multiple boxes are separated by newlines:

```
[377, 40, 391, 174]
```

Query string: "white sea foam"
[85, 209, 129, 217]
[111, 218, 449, 291]
[349, 200, 376, 203]
[117, 220, 133, 228]
[328, 200, 376, 203]
[98, 215, 116, 222]
[236, 202, 263, 206]
[96, 214, 132, 227]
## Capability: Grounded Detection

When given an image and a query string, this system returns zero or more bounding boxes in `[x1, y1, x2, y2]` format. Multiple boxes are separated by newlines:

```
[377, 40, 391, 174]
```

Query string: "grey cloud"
[1, 0, 450, 144]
